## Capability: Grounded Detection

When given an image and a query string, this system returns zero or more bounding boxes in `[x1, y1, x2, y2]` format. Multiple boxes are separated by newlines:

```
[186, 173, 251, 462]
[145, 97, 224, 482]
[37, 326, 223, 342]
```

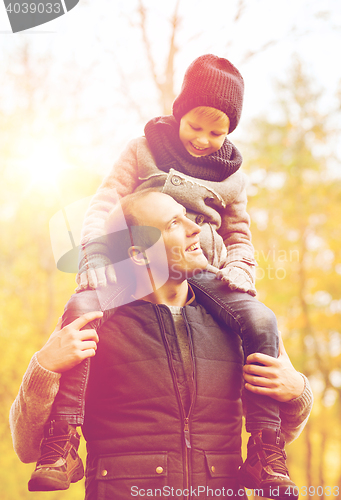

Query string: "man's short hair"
[105, 189, 161, 258]
[107, 189, 154, 233]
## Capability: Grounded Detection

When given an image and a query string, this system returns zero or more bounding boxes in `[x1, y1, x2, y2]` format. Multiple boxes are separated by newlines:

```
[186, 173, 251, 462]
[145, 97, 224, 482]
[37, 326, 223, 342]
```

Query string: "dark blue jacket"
[82, 298, 246, 500]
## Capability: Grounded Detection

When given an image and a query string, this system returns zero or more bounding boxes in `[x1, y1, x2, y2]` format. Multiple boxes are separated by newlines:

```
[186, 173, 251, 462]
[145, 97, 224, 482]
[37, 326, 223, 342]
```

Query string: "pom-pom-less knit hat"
[172, 54, 244, 134]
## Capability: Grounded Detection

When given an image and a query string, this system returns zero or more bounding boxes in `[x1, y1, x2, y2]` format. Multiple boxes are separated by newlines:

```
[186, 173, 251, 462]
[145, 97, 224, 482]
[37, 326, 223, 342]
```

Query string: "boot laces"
[258, 441, 289, 477]
[38, 433, 72, 466]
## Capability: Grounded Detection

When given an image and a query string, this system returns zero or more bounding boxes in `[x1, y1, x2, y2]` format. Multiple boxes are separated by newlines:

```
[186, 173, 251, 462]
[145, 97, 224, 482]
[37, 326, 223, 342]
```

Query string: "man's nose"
[185, 217, 201, 235]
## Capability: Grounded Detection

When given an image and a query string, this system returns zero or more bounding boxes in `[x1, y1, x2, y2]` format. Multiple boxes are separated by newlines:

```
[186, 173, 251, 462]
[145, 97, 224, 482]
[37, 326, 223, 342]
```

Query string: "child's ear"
[128, 246, 150, 266]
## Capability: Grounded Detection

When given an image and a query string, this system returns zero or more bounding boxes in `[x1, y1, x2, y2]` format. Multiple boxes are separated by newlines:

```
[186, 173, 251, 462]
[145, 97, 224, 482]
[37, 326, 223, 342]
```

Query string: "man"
[10, 191, 312, 500]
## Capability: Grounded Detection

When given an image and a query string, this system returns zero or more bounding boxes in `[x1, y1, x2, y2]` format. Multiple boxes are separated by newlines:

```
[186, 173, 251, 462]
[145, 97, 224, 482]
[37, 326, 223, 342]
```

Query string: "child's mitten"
[76, 242, 117, 291]
[216, 266, 256, 296]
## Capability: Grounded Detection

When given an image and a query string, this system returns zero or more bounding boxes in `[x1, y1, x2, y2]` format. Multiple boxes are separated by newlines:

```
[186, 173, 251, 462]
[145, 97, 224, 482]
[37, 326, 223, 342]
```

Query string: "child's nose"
[196, 134, 209, 146]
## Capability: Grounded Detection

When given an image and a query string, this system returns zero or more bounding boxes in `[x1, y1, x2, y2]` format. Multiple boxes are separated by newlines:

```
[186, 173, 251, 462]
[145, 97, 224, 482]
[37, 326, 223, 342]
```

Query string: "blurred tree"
[106, 0, 339, 122]
[0, 42, 102, 500]
[243, 58, 341, 499]
[137, 0, 180, 114]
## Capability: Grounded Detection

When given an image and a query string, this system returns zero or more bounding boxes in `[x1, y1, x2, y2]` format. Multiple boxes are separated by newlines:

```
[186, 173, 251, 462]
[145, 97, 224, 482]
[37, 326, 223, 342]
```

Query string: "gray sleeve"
[80, 139, 140, 245]
[218, 181, 256, 280]
[9, 353, 61, 463]
[279, 374, 313, 444]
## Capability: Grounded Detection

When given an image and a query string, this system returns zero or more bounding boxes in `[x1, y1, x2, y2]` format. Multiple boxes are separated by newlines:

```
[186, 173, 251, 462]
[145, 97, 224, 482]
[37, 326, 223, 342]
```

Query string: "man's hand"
[243, 333, 305, 402]
[216, 266, 256, 296]
[36, 311, 103, 373]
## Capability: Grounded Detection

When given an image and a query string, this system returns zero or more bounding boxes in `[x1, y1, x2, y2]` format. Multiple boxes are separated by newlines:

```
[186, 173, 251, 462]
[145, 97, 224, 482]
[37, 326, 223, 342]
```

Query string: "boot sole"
[28, 461, 84, 491]
[238, 470, 299, 500]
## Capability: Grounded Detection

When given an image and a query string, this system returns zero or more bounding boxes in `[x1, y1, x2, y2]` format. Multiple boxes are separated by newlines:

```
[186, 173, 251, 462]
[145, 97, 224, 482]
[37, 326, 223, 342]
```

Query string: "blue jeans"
[50, 271, 280, 433]
[188, 271, 280, 433]
[49, 282, 132, 425]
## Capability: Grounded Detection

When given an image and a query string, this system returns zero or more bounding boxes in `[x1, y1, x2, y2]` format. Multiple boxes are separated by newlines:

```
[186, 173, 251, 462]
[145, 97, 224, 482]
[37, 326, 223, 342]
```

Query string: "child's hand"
[77, 240, 117, 291]
[76, 263, 117, 291]
[216, 266, 256, 296]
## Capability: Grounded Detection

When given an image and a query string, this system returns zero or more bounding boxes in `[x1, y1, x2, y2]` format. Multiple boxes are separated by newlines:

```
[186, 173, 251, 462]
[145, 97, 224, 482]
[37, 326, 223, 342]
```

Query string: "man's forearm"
[9, 353, 61, 463]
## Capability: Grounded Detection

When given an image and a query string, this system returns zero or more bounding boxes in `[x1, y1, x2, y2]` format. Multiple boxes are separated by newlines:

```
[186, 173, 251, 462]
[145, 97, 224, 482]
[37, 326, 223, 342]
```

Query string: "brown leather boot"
[28, 420, 84, 491]
[238, 429, 298, 499]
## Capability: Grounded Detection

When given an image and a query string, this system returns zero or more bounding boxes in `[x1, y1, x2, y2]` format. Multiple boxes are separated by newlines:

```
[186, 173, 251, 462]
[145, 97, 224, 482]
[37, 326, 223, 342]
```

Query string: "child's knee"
[247, 302, 278, 339]
[242, 303, 279, 357]
[62, 290, 101, 327]
[259, 305, 278, 333]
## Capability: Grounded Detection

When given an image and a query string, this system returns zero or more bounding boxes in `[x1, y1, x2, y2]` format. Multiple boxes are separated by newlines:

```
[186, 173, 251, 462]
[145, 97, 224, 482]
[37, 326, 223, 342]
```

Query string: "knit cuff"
[78, 240, 111, 274]
[279, 374, 313, 416]
[23, 353, 61, 399]
[224, 261, 256, 284]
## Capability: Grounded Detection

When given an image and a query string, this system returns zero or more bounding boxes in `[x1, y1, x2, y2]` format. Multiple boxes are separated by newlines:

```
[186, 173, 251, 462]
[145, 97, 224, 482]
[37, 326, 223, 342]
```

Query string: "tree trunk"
[305, 420, 313, 498]
[318, 426, 327, 500]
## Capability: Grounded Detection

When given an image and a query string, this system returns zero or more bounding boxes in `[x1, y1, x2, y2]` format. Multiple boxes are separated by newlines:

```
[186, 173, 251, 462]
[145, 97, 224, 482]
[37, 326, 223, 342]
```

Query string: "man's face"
[133, 193, 208, 279]
[179, 108, 229, 157]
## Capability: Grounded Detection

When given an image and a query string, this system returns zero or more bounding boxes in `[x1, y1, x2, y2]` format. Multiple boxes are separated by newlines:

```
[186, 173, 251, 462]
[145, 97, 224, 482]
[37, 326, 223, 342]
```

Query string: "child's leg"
[50, 281, 132, 425]
[49, 289, 102, 426]
[28, 282, 131, 492]
[189, 271, 298, 499]
[188, 270, 280, 433]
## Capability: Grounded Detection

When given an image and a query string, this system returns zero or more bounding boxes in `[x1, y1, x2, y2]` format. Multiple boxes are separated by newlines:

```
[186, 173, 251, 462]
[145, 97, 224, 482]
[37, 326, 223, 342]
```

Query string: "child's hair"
[189, 106, 230, 129]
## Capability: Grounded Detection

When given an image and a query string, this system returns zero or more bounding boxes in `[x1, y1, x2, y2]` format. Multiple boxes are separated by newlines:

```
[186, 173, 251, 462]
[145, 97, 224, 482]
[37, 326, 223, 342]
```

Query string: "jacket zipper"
[184, 417, 191, 448]
[182, 308, 197, 500]
[154, 305, 193, 499]
[184, 417, 190, 498]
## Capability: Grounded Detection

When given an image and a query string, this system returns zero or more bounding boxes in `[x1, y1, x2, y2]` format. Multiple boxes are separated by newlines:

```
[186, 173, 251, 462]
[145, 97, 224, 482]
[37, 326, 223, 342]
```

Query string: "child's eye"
[211, 132, 223, 137]
[190, 125, 200, 131]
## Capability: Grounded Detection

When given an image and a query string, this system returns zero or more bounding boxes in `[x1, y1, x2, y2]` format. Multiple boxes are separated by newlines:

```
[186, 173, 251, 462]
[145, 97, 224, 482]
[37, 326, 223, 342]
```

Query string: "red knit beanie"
[172, 54, 244, 134]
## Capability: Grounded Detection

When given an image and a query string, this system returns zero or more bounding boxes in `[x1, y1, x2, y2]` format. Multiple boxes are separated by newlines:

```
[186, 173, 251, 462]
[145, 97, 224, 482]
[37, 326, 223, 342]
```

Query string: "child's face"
[179, 108, 230, 157]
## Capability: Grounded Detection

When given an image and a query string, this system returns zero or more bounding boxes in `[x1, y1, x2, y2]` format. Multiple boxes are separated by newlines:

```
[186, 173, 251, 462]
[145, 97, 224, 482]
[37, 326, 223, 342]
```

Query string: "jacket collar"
[131, 283, 196, 307]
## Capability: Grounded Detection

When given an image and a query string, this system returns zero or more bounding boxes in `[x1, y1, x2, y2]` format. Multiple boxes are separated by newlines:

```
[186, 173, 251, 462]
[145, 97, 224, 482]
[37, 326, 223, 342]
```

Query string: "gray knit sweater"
[10, 352, 313, 464]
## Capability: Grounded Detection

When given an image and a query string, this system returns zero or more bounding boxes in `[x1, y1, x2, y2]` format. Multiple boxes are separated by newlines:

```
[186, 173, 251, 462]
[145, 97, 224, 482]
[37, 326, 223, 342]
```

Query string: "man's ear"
[128, 246, 150, 266]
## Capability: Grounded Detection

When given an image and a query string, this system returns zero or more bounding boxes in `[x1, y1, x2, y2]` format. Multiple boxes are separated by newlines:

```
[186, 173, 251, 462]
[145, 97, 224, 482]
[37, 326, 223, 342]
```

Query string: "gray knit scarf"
[144, 115, 242, 182]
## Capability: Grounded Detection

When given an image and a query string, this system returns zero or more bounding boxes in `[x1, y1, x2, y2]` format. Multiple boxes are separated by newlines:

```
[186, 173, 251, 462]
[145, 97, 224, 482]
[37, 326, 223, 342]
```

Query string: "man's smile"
[186, 241, 201, 253]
